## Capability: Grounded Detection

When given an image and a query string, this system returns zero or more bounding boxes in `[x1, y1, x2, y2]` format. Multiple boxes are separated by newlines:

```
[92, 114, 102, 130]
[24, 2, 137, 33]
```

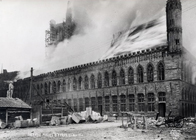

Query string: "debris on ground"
[50, 116, 61, 126]
[0, 119, 7, 129]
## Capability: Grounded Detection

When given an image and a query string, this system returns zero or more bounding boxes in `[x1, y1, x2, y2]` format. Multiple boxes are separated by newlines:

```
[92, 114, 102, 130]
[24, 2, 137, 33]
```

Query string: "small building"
[0, 97, 31, 124]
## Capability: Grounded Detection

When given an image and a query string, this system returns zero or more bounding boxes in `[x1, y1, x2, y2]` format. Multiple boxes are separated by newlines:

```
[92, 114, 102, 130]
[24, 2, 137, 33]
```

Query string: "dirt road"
[0, 121, 195, 140]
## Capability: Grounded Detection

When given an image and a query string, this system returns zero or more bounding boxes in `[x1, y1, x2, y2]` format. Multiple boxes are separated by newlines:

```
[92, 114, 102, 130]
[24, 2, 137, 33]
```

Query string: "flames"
[101, 15, 167, 59]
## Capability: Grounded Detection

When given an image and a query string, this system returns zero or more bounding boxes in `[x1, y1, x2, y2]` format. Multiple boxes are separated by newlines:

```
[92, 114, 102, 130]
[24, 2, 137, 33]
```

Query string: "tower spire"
[66, 0, 72, 25]
[166, 0, 182, 53]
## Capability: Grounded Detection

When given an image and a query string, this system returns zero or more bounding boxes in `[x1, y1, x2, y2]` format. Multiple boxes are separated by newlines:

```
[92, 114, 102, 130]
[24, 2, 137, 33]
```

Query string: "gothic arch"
[147, 63, 154, 82]
[84, 75, 89, 89]
[51, 81, 56, 94]
[57, 80, 61, 93]
[78, 76, 83, 90]
[73, 77, 77, 91]
[157, 61, 165, 81]
[90, 74, 95, 89]
[119, 68, 125, 85]
[97, 72, 102, 88]
[137, 65, 144, 83]
[112, 70, 117, 86]
[62, 79, 66, 92]
[44, 82, 48, 95]
[104, 71, 109, 87]
[40, 83, 43, 94]
[128, 66, 134, 85]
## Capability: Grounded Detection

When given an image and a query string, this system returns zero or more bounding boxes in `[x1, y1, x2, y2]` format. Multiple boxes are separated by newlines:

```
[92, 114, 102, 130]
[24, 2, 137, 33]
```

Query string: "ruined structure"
[45, 1, 75, 55]
[14, 0, 196, 118]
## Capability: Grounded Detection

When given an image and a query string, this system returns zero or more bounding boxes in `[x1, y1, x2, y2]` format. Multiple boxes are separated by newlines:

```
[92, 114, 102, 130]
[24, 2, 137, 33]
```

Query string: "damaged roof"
[0, 98, 31, 109]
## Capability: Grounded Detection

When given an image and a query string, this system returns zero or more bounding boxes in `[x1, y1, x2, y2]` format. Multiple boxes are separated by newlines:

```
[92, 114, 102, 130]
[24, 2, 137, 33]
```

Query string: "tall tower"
[166, 0, 182, 53]
[66, 1, 72, 25]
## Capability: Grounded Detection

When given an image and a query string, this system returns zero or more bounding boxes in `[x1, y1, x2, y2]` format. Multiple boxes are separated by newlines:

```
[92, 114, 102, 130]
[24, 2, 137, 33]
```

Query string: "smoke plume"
[17, 0, 196, 80]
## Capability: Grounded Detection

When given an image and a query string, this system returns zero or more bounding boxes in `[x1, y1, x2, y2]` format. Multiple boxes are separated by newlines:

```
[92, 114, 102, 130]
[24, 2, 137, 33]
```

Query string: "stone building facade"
[14, 0, 196, 117]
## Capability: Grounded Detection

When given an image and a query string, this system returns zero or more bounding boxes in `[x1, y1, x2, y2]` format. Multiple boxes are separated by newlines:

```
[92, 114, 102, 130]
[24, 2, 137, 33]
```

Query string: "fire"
[101, 15, 167, 59]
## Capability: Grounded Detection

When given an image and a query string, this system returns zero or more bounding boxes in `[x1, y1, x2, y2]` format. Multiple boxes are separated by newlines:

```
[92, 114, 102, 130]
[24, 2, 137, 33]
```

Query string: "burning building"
[14, 0, 196, 119]
[45, 1, 76, 57]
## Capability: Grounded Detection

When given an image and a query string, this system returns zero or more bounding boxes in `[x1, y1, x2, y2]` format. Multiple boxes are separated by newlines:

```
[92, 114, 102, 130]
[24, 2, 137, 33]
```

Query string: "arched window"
[120, 69, 125, 85]
[52, 81, 56, 94]
[128, 67, 134, 85]
[84, 75, 89, 89]
[104, 71, 109, 87]
[63, 80, 66, 92]
[78, 76, 82, 90]
[48, 82, 51, 94]
[37, 84, 39, 95]
[68, 78, 71, 91]
[73, 77, 77, 91]
[97, 73, 102, 88]
[137, 65, 144, 83]
[147, 63, 154, 82]
[44, 83, 48, 95]
[112, 70, 117, 86]
[90, 74, 95, 89]
[40, 83, 43, 95]
[57, 81, 61, 93]
[158, 62, 165, 80]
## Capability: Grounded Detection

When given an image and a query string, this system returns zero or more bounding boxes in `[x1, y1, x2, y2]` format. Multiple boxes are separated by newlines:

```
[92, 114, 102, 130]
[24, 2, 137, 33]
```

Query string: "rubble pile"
[49, 107, 108, 126]
[0, 119, 7, 129]
[0, 116, 39, 129]
[147, 117, 165, 127]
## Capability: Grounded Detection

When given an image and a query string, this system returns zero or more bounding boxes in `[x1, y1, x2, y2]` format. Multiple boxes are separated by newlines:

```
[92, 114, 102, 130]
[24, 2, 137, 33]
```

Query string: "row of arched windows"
[61, 92, 167, 112]
[35, 62, 165, 94]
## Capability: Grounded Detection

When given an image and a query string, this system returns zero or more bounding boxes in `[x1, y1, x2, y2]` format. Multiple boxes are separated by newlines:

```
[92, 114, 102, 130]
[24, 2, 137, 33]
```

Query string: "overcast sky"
[0, 0, 196, 76]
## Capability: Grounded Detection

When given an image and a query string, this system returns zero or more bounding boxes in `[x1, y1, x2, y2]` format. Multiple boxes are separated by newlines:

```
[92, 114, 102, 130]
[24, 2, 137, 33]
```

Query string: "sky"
[0, 0, 196, 77]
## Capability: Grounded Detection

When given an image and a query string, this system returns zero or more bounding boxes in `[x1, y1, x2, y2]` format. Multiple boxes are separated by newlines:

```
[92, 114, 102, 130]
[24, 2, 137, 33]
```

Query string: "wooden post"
[5, 109, 8, 125]
[29, 67, 33, 102]
[122, 113, 124, 127]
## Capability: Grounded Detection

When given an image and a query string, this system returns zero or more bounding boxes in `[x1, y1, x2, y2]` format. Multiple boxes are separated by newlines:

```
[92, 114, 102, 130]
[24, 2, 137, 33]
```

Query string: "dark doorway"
[159, 103, 166, 117]
[98, 105, 102, 116]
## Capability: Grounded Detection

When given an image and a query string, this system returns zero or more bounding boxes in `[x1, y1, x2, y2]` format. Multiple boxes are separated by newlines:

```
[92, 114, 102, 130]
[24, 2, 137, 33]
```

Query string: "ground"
[0, 120, 196, 140]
